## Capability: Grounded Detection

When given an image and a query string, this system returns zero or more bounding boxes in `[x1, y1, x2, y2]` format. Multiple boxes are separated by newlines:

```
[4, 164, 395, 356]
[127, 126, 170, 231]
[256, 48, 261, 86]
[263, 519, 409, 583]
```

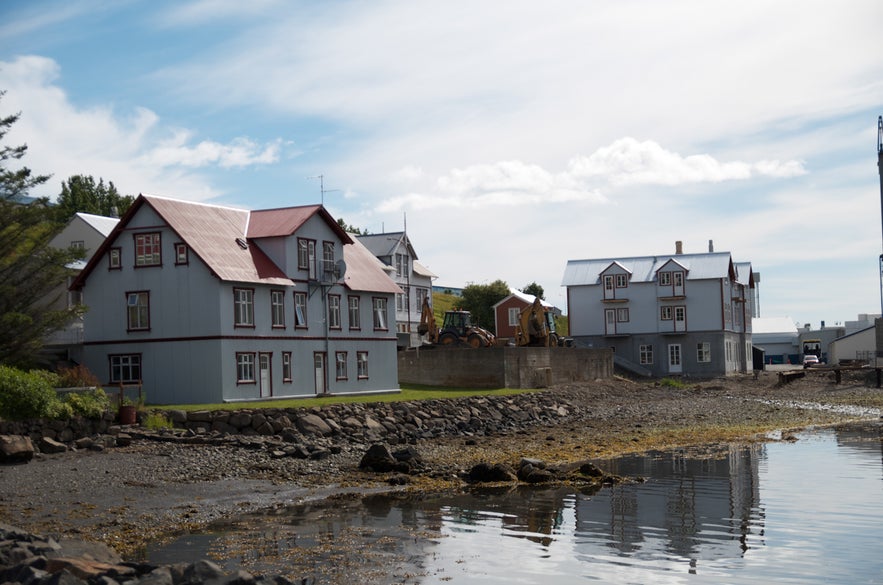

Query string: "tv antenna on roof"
[308, 174, 340, 205]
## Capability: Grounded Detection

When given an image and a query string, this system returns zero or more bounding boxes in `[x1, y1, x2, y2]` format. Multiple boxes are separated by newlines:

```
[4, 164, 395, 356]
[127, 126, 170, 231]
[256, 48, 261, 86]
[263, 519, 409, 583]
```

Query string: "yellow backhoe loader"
[417, 297, 496, 348]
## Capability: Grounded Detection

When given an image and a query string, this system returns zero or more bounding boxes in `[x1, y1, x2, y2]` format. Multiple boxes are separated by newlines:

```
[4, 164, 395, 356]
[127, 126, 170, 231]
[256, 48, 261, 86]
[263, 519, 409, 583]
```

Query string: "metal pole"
[878, 116, 883, 315]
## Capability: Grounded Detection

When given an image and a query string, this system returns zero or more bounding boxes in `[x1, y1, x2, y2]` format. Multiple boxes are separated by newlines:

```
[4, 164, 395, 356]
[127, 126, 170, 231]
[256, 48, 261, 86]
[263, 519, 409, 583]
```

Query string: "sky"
[1, 0, 882, 329]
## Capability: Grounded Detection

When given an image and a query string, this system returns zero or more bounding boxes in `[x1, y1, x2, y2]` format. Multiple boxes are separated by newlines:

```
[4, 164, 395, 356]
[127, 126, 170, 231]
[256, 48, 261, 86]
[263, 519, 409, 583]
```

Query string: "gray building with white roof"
[562, 242, 755, 377]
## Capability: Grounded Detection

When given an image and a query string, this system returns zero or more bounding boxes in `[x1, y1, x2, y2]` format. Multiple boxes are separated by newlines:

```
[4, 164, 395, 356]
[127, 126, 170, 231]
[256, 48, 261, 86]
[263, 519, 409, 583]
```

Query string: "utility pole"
[878, 116, 883, 315]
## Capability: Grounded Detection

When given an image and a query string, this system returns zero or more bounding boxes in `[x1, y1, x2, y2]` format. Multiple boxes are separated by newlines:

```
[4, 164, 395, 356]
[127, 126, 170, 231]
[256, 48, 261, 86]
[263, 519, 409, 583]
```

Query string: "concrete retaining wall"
[398, 347, 613, 388]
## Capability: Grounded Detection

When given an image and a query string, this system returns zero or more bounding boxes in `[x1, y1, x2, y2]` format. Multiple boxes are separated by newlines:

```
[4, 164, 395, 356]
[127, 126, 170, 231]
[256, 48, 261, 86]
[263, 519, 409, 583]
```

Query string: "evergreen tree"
[460, 279, 510, 333]
[55, 175, 134, 223]
[0, 93, 84, 367]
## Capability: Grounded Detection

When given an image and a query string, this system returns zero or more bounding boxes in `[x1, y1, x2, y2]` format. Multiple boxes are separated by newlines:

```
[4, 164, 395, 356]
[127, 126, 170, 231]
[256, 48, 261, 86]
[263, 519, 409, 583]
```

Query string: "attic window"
[235, 237, 248, 250]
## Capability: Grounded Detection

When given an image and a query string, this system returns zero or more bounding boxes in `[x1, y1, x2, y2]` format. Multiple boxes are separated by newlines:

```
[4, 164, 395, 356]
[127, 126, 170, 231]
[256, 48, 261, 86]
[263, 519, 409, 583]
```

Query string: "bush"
[0, 365, 63, 420]
[57, 364, 101, 388]
[143, 411, 173, 430]
[65, 387, 111, 418]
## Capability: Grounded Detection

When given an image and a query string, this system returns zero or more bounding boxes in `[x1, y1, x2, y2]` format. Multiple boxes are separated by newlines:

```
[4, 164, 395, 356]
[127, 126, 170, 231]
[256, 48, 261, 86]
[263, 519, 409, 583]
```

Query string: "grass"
[154, 384, 539, 412]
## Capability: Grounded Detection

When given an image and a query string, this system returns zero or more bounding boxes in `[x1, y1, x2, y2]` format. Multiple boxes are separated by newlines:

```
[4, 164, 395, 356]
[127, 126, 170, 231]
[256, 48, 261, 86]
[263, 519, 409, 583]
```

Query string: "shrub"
[57, 364, 101, 388]
[0, 365, 63, 420]
[143, 411, 173, 430]
[659, 377, 688, 389]
[65, 387, 111, 418]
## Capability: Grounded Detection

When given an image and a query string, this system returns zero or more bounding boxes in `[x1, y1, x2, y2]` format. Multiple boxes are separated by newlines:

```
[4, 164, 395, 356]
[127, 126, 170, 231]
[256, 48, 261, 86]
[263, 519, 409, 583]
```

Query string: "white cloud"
[0, 55, 284, 200]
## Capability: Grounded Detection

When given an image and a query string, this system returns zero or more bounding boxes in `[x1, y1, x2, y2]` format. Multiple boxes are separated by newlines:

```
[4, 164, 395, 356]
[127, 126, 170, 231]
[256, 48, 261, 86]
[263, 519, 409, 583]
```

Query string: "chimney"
[708, 239, 714, 253]
[675, 241, 683, 255]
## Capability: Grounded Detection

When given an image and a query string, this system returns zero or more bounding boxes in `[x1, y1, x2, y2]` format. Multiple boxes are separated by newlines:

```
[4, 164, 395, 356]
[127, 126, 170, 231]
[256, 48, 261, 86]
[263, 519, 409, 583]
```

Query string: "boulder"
[38, 437, 68, 454]
[0, 435, 34, 464]
[296, 413, 332, 437]
[466, 462, 517, 483]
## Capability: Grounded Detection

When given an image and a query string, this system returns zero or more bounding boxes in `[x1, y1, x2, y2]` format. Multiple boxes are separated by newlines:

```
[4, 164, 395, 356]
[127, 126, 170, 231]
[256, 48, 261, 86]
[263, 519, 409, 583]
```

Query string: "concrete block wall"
[398, 347, 613, 389]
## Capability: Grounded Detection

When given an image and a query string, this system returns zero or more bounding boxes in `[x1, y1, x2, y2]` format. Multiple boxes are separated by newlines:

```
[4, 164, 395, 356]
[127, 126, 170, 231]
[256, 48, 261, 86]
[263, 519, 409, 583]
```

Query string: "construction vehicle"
[515, 297, 563, 347]
[417, 297, 496, 348]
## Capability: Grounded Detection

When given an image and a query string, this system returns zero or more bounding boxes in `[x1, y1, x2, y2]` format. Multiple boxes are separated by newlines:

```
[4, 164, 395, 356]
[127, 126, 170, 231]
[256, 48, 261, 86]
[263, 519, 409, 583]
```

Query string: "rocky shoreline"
[1, 370, 882, 583]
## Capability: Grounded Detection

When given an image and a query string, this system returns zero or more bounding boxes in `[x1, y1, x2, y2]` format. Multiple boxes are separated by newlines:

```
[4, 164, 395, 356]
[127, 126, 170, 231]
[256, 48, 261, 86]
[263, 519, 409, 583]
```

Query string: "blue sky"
[2, 0, 882, 328]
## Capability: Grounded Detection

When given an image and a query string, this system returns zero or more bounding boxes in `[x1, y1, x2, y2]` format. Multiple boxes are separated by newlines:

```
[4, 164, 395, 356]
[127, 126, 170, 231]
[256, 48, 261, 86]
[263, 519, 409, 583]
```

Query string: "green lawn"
[155, 384, 538, 411]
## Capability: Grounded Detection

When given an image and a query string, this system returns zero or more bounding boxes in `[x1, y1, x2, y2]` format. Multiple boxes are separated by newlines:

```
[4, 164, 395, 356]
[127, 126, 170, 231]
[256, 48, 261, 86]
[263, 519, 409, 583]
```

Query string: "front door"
[674, 306, 686, 332]
[668, 344, 682, 374]
[314, 352, 326, 394]
[604, 309, 616, 335]
[259, 353, 271, 397]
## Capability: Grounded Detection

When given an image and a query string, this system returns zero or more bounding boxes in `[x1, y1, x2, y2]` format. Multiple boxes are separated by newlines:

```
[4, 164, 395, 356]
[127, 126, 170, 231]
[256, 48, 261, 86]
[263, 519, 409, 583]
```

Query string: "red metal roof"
[248, 205, 353, 243]
[145, 196, 292, 285]
[343, 236, 404, 294]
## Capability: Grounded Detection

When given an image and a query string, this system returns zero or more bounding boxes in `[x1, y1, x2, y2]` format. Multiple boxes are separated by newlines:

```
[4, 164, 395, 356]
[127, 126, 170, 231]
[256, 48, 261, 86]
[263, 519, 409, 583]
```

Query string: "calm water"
[148, 423, 883, 584]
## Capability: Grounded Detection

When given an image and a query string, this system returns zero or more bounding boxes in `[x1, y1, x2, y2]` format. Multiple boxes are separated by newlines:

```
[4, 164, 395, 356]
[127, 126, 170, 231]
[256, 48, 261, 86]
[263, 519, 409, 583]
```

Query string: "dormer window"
[659, 272, 671, 286]
[615, 274, 628, 288]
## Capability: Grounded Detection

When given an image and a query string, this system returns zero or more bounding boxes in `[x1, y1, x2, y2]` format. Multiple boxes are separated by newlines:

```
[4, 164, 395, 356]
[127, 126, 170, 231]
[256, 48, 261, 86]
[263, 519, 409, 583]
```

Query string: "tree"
[337, 218, 369, 235]
[0, 93, 84, 367]
[54, 175, 134, 224]
[459, 279, 510, 333]
[521, 282, 545, 300]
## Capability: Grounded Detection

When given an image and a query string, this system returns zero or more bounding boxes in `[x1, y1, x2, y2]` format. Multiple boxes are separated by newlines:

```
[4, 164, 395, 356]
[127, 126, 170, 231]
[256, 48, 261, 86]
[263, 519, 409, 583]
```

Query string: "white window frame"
[271, 290, 285, 327]
[236, 352, 256, 384]
[508, 307, 520, 326]
[659, 272, 671, 286]
[126, 291, 149, 331]
[234, 288, 255, 327]
[661, 306, 673, 320]
[698, 342, 711, 363]
[328, 294, 341, 329]
[135, 233, 161, 267]
[639, 344, 653, 365]
[373, 297, 388, 330]
[282, 351, 292, 382]
[615, 274, 628, 288]
[616, 307, 629, 322]
[348, 296, 360, 330]
[335, 351, 347, 380]
[294, 291, 307, 328]
[357, 351, 368, 379]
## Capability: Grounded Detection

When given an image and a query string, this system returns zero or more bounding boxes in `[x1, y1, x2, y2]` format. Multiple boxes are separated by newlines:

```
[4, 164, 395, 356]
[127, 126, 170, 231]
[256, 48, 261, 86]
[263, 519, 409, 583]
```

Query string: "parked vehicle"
[417, 297, 496, 348]
[803, 354, 820, 368]
[515, 297, 563, 347]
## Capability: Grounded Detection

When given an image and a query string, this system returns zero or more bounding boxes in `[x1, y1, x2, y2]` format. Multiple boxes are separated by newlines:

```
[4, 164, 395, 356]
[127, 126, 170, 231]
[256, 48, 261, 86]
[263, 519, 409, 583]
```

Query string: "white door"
[603, 275, 615, 300]
[674, 306, 686, 332]
[673, 271, 685, 296]
[314, 352, 326, 394]
[259, 353, 271, 397]
[668, 344, 682, 374]
[604, 309, 616, 335]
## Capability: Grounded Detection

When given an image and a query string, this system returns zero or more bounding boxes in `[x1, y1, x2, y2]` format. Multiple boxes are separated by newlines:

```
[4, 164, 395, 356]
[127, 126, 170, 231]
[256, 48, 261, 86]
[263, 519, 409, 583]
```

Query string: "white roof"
[493, 289, 553, 309]
[752, 316, 798, 334]
[76, 212, 119, 237]
[562, 252, 735, 287]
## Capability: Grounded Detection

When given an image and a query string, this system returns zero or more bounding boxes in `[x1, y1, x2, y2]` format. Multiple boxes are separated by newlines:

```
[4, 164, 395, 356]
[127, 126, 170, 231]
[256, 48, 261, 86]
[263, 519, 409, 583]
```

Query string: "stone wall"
[398, 347, 613, 388]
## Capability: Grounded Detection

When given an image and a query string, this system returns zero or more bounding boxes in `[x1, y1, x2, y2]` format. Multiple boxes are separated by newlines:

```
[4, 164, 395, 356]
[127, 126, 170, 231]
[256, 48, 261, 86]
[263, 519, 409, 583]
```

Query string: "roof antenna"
[308, 174, 340, 205]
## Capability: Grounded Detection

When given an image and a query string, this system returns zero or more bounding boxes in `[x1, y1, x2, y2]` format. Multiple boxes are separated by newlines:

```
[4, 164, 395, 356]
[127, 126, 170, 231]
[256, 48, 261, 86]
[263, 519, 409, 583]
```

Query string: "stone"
[38, 437, 68, 454]
[467, 462, 517, 483]
[0, 435, 34, 464]
[295, 413, 332, 437]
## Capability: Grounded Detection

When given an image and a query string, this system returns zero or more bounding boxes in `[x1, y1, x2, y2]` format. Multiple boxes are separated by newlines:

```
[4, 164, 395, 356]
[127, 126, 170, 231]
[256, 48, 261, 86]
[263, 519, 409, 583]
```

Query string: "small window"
[110, 354, 141, 383]
[615, 274, 628, 288]
[661, 306, 673, 320]
[294, 292, 307, 328]
[348, 296, 361, 330]
[335, 351, 347, 380]
[659, 272, 671, 286]
[109, 247, 122, 270]
[71, 240, 85, 250]
[234, 288, 255, 327]
[126, 291, 149, 331]
[282, 352, 292, 382]
[271, 290, 285, 328]
[236, 352, 256, 383]
[698, 342, 711, 363]
[328, 294, 341, 329]
[373, 297, 388, 330]
[604, 275, 614, 291]
[639, 344, 653, 365]
[508, 307, 520, 326]
[357, 351, 368, 379]
[616, 308, 629, 322]
[175, 243, 188, 265]
[135, 233, 161, 267]
[395, 253, 409, 277]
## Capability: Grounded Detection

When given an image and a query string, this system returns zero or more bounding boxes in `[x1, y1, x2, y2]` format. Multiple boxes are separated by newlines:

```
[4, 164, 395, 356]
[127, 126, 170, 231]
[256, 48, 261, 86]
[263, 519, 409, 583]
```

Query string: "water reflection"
[148, 423, 883, 584]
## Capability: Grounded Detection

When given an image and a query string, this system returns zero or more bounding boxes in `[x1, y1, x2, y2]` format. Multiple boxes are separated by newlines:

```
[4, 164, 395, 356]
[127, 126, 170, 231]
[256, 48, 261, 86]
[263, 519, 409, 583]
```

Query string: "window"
[328, 294, 341, 329]
[395, 253, 409, 277]
[396, 292, 406, 312]
[348, 296, 361, 330]
[236, 352, 256, 383]
[357, 351, 368, 379]
[71, 240, 85, 250]
[126, 291, 149, 331]
[661, 306, 673, 320]
[109, 248, 121, 269]
[373, 297, 388, 330]
[135, 233, 161, 267]
[323, 241, 335, 275]
[294, 292, 307, 327]
[604, 275, 614, 292]
[110, 354, 141, 383]
[282, 352, 292, 382]
[298, 238, 316, 279]
[615, 274, 628, 288]
[616, 308, 629, 322]
[639, 344, 653, 365]
[416, 287, 429, 309]
[234, 288, 254, 327]
[67, 277, 82, 308]
[659, 272, 671, 286]
[175, 243, 188, 265]
[675, 306, 686, 323]
[508, 307, 520, 326]
[335, 351, 347, 380]
[698, 342, 711, 363]
[271, 290, 285, 328]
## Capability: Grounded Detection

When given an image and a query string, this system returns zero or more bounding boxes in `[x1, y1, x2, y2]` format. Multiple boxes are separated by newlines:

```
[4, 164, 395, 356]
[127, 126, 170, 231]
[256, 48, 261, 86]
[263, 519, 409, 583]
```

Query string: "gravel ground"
[1, 368, 881, 559]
